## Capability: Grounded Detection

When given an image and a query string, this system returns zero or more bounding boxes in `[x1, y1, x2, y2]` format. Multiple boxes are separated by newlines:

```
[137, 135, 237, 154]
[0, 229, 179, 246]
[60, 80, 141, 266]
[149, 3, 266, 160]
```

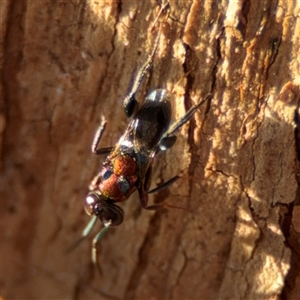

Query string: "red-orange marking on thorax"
[113, 155, 137, 176]
[100, 154, 138, 201]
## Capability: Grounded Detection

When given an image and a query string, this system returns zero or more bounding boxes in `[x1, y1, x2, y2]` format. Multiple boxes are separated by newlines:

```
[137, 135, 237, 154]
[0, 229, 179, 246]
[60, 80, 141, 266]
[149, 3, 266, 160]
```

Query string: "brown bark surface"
[1, 1, 300, 299]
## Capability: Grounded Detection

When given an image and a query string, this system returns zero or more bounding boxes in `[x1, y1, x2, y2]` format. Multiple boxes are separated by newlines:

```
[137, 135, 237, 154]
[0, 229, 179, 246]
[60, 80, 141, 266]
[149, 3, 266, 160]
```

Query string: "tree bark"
[1, 0, 299, 299]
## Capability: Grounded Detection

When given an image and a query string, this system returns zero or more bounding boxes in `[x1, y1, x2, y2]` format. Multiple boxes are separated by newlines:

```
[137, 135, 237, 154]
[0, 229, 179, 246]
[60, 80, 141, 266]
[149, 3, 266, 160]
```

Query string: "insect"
[79, 35, 211, 268]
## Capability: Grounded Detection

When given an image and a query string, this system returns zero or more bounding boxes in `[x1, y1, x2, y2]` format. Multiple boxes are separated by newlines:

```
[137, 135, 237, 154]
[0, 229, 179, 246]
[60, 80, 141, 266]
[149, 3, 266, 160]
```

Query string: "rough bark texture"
[1, 1, 300, 299]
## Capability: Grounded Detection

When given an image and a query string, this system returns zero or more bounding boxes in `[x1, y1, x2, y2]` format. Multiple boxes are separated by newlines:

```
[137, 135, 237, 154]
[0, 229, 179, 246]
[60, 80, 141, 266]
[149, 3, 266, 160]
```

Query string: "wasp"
[79, 36, 211, 268]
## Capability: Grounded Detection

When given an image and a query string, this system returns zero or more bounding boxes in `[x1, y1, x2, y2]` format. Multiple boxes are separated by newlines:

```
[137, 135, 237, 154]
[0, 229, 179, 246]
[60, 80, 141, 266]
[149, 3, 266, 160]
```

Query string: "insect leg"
[123, 33, 161, 117]
[89, 172, 101, 190]
[138, 169, 187, 211]
[91, 115, 113, 155]
[148, 175, 180, 194]
[161, 94, 212, 142]
[139, 186, 189, 211]
[138, 187, 162, 210]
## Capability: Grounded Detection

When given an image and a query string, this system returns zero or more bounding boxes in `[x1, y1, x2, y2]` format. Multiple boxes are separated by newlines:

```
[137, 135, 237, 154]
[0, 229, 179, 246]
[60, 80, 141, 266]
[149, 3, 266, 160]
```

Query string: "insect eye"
[101, 203, 124, 227]
[84, 193, 100, 216]
[84, 192, 124, 227]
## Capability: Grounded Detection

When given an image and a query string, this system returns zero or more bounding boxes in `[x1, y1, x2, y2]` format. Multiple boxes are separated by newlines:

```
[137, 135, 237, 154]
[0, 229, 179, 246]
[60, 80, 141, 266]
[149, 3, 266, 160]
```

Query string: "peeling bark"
[1, 1, 300, 299]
